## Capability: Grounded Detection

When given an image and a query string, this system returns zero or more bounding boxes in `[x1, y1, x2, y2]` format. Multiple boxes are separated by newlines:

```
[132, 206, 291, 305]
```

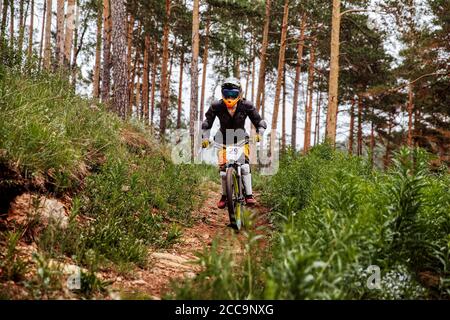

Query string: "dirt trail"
[112, 182, 272, 299]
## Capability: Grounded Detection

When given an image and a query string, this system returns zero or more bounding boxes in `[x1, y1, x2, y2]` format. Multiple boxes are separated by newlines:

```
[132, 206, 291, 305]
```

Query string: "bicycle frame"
[212, 139, 247, 198]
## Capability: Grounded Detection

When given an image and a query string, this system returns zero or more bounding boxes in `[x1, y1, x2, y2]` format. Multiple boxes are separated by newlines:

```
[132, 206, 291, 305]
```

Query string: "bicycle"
[207, 139, 251, 231]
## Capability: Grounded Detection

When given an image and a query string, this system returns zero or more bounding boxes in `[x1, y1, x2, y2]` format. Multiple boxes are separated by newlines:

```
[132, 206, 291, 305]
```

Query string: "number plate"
[226, 146, 244, 162]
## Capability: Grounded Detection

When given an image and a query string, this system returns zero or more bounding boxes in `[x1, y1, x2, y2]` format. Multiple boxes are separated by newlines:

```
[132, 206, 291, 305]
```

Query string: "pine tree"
[111, 0, 129, 118]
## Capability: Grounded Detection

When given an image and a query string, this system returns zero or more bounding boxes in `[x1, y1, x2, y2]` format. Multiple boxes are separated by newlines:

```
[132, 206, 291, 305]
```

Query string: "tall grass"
[0, 68, 203, 274]
[174, 144, 450, 299]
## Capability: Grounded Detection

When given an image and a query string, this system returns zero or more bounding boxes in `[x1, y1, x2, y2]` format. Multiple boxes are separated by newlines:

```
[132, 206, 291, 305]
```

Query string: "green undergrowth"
[0, 67, 206, 297]
[173, 144, 450, 299]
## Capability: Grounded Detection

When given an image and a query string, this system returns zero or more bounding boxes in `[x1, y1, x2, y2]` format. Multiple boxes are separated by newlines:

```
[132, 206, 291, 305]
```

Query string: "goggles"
[222, 88, 240, 99]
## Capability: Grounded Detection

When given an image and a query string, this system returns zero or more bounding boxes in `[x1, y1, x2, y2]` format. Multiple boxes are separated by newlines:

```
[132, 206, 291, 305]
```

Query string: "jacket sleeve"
[245, 102, 267, 133]
[201, 104, 217, 139]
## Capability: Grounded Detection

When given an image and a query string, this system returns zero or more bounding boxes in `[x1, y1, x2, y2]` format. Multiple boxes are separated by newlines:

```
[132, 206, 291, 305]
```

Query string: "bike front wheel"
[225, 167, 244, 231]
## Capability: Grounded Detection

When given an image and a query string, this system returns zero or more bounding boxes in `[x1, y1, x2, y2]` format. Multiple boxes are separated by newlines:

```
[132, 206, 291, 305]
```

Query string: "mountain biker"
[201, 77, 267, 209]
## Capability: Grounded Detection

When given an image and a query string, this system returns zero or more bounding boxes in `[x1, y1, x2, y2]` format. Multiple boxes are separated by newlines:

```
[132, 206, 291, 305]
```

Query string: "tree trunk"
[190, 0, 199, 157]
[159, 0, 171, 138]
[325, 0, 341, 145]
[126, 14, 134, 109]
[93, 0, 102, 99]
[314, 80, 322, 145]
[251, 51, 255, 102]
[245, 62, 250, 98]
[357, 95, 363, 156]
[261, 85, 265, 120]
[177, 50, 184, 129]
[129, 33, 141, 117]
[199, 13, 210, 122]
[142, 34, 150, 123]
[38, 0, 45, 70]
[56, 0, 65, 68]
[135, 63, 141, 119]
[233, 56, 240, 78]
[17, 0, 25, 62]
[70, 1, 79, 88]
[384, 112, 393, 169]
[348, 98, 355, 154]
[270, 0, 288, 154]
[101, 0, 112, 104]
[407, 83, 414, 147]
[168, 37, 176, 87]
[43, 0, 52, 71]
[303, 39, 315, 154]
[64, 0, 75, 69]
[1, 0, 9, 55]
[111, 0, 129, 118]
[9, 0, 14, 48]
[291, 14, 306, 149]
[255, 0, 271, 112]
[281, 67, 286, 151]
[370, 106, 375, 168]
[27, 0, 34, 62]
[150, 39, 157, 126]
[127, 15, 134, 78]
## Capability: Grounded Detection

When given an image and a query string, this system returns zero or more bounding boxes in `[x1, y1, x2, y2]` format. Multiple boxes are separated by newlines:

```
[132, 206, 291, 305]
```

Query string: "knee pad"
[241, 164, 250, 175]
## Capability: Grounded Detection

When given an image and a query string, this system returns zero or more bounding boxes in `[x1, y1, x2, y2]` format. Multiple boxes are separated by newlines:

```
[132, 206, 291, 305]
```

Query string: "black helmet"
[221, 77, 242, 108]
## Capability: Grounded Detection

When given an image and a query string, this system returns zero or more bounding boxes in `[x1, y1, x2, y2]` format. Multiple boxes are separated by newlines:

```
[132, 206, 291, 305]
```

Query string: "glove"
[254, 134, 262, 143]
[202, 139, 210, 149]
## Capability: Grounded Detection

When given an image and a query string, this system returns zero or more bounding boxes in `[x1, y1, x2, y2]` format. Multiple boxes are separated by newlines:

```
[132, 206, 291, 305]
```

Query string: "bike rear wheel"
[226, 167, 243, 230]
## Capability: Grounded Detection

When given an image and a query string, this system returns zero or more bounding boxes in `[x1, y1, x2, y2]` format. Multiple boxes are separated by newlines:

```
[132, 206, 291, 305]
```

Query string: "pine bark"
[199, 14, 210, 122]
[270, 0, 289, 154]
[142, 34, 150, 123]
[56, 0, 65, 68]
[190, 0, 199, 157]
[325, 0, 341, 145]
[70, 1, 79, 87]
[348, 98, 355, 154]
[64, 0, 75, 69]
[370, 107, 375, 168]
[407, 83, 414, 147]
[18, 0, 25, 61]
[159, 0, 171, 138]
[0, 0, 8, 46]
[126, 14, 134, 110]
[357, 95, 363, 156]
[291, 15, 306, 149]
[303, 40, 315, 154]
[9, 0, 14, 48]
[150, 39, 157, 125]
[255, 0, 271, 112]
[177, 51, 184, 129]
[251, 48, 255, 102]
[314, 87, 322, 145]
[281, 68, 286, 151]
[111, 0, 129, 118]
[43, 0, 52, 70]
[101, 0, 112, 104]
[27, 0, 34, 62]
[93, 0, 102, 99]
[38, 0, 45, 69]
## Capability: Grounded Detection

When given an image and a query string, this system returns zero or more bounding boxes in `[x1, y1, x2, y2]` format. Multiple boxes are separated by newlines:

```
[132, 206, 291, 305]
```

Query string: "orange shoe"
[217, 195, 227, 209]
[245, 195, 256, 206]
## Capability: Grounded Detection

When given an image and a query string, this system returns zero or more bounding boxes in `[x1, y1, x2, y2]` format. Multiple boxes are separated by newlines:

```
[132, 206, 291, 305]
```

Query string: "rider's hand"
[202, 139, 210, 149]
[254, 134, 262, 143]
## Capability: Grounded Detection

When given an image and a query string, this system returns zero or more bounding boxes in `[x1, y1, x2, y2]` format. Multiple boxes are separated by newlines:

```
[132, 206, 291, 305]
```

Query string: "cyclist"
[201, 77, 267, 209]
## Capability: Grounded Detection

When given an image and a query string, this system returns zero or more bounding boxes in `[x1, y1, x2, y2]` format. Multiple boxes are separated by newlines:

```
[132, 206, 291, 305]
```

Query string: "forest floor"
[111, 181, 272, 299]
[1, 179, 272, 300]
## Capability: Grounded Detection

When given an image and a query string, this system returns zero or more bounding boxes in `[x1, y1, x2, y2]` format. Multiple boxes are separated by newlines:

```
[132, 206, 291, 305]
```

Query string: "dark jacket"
[201, 99, 267, 145]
